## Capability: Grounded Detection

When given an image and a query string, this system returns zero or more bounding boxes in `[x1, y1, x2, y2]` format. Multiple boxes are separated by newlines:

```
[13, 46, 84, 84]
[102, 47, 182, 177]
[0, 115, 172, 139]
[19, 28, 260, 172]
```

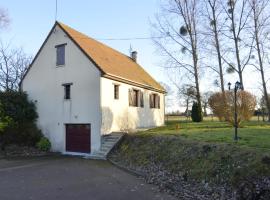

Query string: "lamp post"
[228, 81, 242, 141]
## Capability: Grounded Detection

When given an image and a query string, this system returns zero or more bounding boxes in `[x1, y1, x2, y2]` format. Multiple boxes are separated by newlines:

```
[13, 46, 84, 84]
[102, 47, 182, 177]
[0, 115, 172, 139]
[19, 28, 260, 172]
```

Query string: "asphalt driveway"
[0, 156, 176, 200]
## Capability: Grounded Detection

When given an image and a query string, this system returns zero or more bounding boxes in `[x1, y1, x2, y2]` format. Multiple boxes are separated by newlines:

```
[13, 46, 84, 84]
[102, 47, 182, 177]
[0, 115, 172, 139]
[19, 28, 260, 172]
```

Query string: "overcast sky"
[0, 0, 267, 112]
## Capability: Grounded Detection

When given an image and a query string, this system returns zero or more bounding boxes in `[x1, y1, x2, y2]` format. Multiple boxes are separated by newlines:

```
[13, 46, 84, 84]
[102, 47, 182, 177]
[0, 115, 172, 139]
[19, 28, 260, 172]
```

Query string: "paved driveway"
[0, 156, 176, 200]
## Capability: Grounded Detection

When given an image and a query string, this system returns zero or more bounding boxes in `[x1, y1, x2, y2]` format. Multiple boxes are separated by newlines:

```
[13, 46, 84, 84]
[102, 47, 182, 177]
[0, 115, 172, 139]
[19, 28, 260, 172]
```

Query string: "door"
[66, 124, 91, 153]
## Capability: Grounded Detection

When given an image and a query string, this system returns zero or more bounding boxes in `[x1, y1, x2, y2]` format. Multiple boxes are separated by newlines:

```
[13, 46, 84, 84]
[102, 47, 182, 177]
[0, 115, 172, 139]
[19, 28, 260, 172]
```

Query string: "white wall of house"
[101, 77, 165, 135]
[21, 25, 101, 153]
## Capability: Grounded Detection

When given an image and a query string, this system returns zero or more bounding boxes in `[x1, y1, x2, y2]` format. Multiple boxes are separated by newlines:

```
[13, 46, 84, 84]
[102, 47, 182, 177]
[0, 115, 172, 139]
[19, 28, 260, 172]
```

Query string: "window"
[62, 83, 73, 100]
[140, 91, 144, 108]
[56, 44, 66, 66]
[129, 89, 144, 107]
[114, 84, 119, 99]
[149, 93, 160, 109]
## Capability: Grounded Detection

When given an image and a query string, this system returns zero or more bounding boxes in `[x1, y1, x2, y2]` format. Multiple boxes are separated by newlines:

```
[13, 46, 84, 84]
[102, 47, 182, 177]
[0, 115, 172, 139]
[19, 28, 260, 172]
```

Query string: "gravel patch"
[0, 145, 50, 158]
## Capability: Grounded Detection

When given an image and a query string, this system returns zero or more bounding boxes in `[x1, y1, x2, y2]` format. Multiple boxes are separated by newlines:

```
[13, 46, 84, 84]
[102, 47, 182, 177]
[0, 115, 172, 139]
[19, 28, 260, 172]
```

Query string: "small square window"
[56, 44, 66, 66]
[62, 83, 72, 100]
[114, 84, 119, 99]
[64, 85, 70, 99]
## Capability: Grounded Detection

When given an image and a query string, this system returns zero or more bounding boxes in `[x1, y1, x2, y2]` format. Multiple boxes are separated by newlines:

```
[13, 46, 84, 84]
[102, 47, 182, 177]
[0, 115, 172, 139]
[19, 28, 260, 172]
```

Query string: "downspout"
[163, 93, 166, 125]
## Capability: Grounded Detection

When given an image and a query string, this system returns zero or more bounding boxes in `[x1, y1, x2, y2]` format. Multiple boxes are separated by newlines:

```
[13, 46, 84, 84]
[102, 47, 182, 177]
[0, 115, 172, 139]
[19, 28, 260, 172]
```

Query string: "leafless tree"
[160, 82, 175, 112]
[152, 0, 203, 119]
[0, 7, 10, 30]
[248, 0, 270, 121]
[0, 41, 31, 91]
[201, 91, 213, 116]
[204, 0, 226, 92]
[178, 85, 196, 116]
[223, 0, 253, 89]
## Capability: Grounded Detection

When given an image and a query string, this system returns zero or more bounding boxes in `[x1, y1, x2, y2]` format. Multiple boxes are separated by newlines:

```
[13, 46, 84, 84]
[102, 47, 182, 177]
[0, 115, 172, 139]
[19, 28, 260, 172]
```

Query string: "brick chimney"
[131, 51, 137, 62]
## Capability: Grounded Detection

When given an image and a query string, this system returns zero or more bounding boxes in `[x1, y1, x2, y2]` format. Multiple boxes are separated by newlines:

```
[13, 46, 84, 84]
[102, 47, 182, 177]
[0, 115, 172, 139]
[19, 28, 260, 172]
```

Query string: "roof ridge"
[57, 21, 133, 60]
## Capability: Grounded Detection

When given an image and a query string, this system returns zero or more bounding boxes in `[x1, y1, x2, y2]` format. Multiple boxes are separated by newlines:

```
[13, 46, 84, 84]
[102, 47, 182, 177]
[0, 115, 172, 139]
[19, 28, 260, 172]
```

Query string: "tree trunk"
[231, 7, 245, 89]
[252, 2, 270, 122]
[211, 2, 225, 92]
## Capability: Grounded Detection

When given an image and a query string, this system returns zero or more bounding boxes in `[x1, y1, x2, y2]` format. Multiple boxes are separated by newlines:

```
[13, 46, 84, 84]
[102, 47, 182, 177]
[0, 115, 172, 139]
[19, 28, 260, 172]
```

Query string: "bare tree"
[178, 85, 196, 116]
[0, 41, 31, 91]
[223, 0, 253, 89]
[153, 0, 203, 120]
[247, 0, 270, 121]
[160, 82, 175, 112]
[204, 0, 226, 92]
[0, 7, 10, 30]
[201, 91, 213, 116]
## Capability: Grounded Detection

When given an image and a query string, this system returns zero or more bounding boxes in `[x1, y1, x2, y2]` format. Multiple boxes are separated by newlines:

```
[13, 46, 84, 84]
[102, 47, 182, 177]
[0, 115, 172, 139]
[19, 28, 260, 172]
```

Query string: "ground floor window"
[150, 93, 160, 109]
[129, 89, 144, 107]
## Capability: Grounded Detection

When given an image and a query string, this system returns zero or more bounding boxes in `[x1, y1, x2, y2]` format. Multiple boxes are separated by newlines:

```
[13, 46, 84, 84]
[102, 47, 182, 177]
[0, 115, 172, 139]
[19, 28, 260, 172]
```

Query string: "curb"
[1, 152, 61, 160]
[108, 158, 145, 177]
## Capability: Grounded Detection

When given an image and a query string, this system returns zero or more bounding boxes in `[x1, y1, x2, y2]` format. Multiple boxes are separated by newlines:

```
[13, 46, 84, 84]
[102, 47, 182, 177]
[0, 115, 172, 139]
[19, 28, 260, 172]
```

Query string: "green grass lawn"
[139, 117, 270, 150]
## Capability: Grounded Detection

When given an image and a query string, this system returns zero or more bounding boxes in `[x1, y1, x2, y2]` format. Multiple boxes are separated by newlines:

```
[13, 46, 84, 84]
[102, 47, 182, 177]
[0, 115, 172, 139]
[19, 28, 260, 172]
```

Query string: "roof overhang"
[103, 73, 166, 94]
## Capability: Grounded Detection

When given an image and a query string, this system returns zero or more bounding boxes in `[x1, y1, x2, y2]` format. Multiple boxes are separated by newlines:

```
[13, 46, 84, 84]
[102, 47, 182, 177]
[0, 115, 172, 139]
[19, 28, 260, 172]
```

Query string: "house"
[21, 21, 166, 155]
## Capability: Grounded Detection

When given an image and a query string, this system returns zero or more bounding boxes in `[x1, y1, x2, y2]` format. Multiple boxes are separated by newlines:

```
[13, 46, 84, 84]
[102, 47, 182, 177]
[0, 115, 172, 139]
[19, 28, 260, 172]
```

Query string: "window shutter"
[149, 94, 151, 108]
[140, 91, 144, 107]
[158, 95, 160, 108]
[129, 89, 132, 106]
[149, 94, 153, 108]
[56, 45, 65, 65]
[151, 94, 155, 108]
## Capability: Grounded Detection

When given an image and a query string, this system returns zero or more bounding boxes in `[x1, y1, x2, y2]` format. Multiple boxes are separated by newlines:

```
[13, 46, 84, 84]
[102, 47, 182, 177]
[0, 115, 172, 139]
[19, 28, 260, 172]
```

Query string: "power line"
[71, 35, 175, 41]
[95, 36, 165, 41]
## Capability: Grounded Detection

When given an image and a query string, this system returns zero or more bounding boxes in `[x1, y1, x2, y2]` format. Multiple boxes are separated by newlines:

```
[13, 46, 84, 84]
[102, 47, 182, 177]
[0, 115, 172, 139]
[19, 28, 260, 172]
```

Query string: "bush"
[36, 137, 51, 152]
[0, 91, 38, 123]
[191, 102, 203, 122]
[209, 91, 256, 126]
[0, 91, 42, 149]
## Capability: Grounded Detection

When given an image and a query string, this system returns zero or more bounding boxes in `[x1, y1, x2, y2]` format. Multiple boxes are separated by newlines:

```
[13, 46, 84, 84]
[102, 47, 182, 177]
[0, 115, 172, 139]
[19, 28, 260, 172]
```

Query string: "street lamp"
[228, 81, 243, 141]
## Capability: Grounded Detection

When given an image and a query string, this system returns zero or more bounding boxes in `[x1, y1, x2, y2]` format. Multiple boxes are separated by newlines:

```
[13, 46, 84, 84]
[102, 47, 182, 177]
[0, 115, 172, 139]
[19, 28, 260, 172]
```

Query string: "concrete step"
[100, 148, 113, 152]
[85, 132, 125, 160]
[102, 137, 120, 141]
[101, 142, 117, 146]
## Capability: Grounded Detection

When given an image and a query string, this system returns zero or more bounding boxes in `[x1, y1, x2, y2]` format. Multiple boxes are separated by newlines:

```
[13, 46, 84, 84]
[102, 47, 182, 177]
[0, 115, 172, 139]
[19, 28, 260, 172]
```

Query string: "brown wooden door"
[66, 124, 91, 153]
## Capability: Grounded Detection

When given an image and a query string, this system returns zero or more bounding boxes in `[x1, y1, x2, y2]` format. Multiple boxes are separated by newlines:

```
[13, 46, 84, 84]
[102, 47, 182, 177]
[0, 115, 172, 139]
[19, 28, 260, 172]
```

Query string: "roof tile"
[57, 22, 165, 92]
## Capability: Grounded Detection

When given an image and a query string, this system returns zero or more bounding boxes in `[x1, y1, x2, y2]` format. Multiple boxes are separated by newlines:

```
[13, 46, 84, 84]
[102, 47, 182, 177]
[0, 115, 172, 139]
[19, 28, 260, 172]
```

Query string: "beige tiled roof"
[57, 22, 165, 92]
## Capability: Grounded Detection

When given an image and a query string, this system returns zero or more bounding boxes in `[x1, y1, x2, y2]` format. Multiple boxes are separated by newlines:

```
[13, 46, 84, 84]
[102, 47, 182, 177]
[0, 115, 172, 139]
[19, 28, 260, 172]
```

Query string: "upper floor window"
[149, 93, 160, 109]
[56, 43, 66, 66]
[62, 83, 72, 100]
[129, 89, 144, 107]
[114, 84, 119, 100]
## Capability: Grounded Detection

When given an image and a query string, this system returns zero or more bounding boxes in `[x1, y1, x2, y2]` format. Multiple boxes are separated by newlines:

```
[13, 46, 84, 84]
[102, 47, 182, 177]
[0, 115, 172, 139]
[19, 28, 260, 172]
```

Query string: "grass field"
[141, 116, 270, 150]
[111, 116, 270, 195]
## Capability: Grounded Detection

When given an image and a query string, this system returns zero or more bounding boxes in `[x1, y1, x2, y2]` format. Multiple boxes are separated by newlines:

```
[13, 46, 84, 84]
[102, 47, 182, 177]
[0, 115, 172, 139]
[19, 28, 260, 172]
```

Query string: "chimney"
[131, 51, 137, 62]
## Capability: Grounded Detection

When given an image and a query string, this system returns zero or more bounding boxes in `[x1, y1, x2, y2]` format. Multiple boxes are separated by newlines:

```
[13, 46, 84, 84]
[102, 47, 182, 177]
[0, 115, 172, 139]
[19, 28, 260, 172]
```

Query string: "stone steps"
[85, 132, 125, 160]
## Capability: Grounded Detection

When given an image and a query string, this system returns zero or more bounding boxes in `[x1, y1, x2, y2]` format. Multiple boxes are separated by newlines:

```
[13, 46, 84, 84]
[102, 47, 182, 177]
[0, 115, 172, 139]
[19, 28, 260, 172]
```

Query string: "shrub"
[36, 137, 51, 152]
[0, 91, 42, 149]
[191, 102, 203, 122]
[0, 91, 38, 123]
[209, 91, 256, 126]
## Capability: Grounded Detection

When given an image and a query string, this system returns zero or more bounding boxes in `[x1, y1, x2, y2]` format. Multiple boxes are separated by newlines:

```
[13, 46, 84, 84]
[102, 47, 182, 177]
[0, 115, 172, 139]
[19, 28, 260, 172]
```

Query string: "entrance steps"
[85, 132, 125, 160]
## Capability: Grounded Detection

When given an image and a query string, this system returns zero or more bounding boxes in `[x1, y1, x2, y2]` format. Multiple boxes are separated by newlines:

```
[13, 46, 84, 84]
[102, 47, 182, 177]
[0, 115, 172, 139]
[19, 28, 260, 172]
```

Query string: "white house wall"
[21, 25, 101, 153]
[101, 77, 165, 134]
